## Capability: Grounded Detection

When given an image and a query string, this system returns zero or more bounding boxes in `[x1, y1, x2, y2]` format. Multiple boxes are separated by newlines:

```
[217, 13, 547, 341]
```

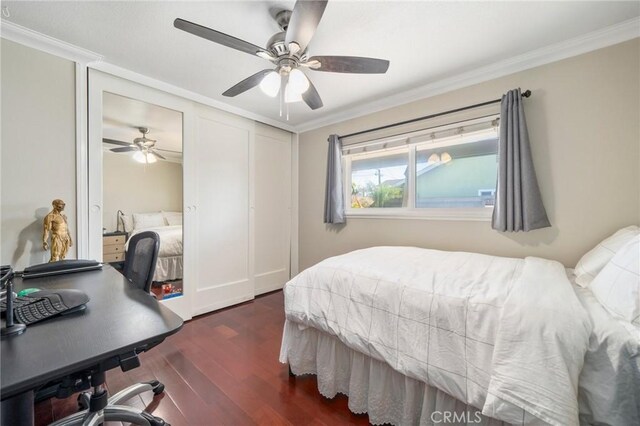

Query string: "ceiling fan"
[173, 0, 390, 113]
[103, 127, 170, 164]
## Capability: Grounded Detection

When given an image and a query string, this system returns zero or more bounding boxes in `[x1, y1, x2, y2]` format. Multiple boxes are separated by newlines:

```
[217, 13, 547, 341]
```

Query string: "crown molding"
[1, 20, 102, 64]
[0, 19, 296, 133]
[295, 17, 640, 133]
[2, 16, 638, 135]
[90, 62, 297, 133]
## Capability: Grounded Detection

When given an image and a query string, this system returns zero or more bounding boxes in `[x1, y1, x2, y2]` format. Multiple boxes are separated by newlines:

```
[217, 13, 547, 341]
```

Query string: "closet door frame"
[87, 70, 194, 320]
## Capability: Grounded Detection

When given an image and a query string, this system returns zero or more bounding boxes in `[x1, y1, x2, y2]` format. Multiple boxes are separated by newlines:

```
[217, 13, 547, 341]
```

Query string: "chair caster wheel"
[142, 411, 169, 426]
[77, 393, 90, 410]
[151, 381, 165, 395]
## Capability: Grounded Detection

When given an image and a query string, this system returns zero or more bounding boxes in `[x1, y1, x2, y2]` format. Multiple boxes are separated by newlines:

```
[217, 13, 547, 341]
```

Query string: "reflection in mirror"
[101, 92, 184, 299]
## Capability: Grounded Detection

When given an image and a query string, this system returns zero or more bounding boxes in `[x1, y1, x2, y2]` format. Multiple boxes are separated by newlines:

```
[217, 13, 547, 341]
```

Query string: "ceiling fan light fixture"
[133, 151, 157, 164]
[133, 151, 146, 163]
[259, 71, 281, 97]
[288, 68, 309, 93]
[284, 82, 303, 103]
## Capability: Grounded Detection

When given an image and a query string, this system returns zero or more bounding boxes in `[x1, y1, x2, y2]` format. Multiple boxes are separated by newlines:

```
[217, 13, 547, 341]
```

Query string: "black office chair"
[53, 231, 168, 426]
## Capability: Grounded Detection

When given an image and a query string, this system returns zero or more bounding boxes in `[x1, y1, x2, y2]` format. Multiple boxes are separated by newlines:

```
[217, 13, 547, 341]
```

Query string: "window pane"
[415, 137, 498, 208]
[350, 150, 408, 208]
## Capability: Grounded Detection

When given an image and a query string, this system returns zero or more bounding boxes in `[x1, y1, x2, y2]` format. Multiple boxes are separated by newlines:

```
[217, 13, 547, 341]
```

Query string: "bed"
[280, 245, 639, 426]
[121, 212, 183, 282]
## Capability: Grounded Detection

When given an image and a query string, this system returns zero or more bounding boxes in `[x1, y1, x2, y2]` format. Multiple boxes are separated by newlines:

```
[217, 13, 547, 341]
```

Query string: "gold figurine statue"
[43, 199, 73, 262]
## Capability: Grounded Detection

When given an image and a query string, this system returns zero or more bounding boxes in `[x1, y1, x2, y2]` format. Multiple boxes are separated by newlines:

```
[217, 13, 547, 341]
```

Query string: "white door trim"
[290, 133, 300, 277]
[75, 63, 89, 258]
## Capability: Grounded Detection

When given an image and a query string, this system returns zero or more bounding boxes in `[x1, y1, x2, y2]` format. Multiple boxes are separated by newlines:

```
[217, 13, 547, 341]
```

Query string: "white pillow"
[574, 225, 639, 287]
[162, 211, 182, 226]
[589, 237, 639, 327]
[132, 212, 165, 230]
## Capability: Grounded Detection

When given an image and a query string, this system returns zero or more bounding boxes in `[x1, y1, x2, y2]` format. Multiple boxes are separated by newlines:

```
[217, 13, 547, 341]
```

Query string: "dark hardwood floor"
[35, 291, 371, 425]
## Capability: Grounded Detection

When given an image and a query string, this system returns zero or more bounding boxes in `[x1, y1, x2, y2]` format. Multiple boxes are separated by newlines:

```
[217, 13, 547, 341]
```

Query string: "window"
[350, 148, 408, 209]
[343, 118, 499, 219]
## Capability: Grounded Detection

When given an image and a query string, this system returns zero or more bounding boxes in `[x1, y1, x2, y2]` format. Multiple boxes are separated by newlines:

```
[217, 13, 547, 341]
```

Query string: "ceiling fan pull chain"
[279, 73, 285, 117]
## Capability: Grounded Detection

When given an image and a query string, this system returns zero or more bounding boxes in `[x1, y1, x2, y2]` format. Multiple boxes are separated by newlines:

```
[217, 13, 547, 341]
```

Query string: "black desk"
[1, 265, 183, 423]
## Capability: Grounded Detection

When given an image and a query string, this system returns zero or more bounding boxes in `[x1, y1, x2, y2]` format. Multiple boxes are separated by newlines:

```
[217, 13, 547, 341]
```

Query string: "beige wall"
[1, 39, 77, 269]
[298, 39, 640, 271]
[102, 151, 182, 232]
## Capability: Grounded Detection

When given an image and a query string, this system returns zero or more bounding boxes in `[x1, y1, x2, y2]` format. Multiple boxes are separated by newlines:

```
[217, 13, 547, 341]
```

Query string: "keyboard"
[1, 289, 90, 325]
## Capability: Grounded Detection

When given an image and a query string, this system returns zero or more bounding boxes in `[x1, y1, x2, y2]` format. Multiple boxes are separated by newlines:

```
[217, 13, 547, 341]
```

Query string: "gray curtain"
[324, 134, 345, 224]
[492, 89, 550, 232]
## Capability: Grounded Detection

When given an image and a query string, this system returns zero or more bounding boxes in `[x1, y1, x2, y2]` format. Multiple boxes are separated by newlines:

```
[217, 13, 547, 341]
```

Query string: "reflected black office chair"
[124, 231, 160, 293]
[53, 231, 168, 426]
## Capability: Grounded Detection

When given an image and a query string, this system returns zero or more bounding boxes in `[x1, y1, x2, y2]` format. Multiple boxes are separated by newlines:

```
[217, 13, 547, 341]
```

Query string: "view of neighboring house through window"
[415, 136, 497, 208]
[344, 118, 499, 217]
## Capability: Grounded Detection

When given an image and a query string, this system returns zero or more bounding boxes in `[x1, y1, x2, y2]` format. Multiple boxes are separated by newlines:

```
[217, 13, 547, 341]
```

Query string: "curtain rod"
[338, 89, 531, 140]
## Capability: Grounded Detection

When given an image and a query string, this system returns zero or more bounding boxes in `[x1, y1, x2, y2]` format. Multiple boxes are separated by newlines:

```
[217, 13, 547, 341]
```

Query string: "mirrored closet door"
[102, 92, 184, 301]
[88, 70, 193, 320]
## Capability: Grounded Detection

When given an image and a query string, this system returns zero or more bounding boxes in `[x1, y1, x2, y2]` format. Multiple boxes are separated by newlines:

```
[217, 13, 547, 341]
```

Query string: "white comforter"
[126, 225, 183, 257]
[282, 247, 592, 425]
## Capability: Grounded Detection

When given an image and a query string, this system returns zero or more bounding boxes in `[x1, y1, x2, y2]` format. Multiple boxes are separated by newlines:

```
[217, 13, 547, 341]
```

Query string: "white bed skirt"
[153, 255, 183, 282]
[280, 320, 511, 426]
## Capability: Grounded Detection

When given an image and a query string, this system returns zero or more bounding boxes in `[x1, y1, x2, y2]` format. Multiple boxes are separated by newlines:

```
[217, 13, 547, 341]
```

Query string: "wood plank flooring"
[35, 291, 371, 425]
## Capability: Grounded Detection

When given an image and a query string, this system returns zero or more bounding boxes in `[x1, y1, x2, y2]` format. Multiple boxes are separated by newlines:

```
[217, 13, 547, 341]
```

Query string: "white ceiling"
[103, 92, 183, 162]
[3, 1, 639, 128]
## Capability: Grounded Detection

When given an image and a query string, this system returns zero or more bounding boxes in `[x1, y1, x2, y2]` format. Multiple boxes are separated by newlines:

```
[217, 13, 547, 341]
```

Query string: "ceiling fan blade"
[151, 151, 166, 160]
[222, 69, 274, 97]
[174, 18, 271, 58]
[302, 77, 323, 110]
[307, 56, 390, 74]
[155, 148, 183, 153]
[103, 138, 132, 147]
[285, 0, 328, 53]
[110, 147, 137, 153]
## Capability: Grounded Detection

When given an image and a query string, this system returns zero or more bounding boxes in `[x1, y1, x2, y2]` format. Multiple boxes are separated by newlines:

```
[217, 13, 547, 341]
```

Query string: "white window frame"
[343, 123, 498, 221]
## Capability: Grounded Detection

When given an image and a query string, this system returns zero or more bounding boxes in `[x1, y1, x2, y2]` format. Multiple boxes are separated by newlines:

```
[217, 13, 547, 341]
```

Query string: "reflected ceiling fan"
[103, 127, 171, 164]
[173, 0, 390, 113]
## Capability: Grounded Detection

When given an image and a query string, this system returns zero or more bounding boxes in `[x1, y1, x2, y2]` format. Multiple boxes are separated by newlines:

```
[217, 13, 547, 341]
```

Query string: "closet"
[88, 70, 293, 320]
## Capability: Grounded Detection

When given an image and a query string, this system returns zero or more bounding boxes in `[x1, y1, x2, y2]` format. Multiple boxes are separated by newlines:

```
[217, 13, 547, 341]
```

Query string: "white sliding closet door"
[254, 124, 292, 295]
[190, 106, 255, 316]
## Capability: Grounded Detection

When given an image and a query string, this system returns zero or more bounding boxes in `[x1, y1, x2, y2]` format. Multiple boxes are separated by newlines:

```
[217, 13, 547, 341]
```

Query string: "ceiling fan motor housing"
[267, 32, 289, 57]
